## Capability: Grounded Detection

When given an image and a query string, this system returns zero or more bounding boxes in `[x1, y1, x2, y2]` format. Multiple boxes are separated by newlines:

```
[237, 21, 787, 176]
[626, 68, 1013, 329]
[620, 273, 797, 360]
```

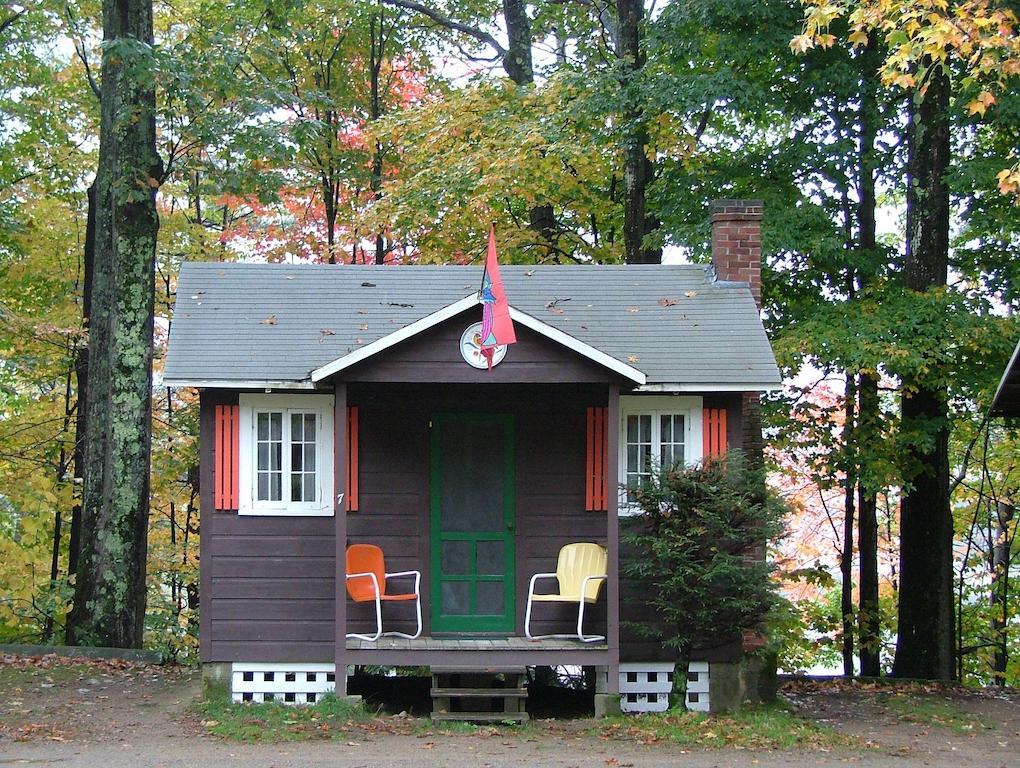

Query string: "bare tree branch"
[380, 0, 507, 58]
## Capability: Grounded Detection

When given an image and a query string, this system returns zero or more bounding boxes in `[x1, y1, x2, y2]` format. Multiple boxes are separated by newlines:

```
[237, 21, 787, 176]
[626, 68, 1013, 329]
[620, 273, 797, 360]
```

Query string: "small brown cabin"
[163, 200, 780, 714]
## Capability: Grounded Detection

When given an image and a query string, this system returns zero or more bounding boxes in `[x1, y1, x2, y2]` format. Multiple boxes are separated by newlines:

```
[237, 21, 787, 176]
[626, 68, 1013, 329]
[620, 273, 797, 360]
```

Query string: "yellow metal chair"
[525, 543, 608, 643]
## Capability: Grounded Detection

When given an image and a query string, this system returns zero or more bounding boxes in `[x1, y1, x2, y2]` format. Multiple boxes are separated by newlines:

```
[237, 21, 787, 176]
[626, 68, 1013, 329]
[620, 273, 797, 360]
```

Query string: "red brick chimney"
[710, 199, 763, 309]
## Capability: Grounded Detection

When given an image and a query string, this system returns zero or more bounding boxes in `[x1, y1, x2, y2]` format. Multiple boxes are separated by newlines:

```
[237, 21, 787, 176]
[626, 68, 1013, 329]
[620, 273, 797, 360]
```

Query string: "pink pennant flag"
[479, 224, 516, 368]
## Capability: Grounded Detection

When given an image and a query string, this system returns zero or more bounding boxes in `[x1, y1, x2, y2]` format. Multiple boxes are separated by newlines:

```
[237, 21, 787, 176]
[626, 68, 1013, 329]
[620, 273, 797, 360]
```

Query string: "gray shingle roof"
[163, 262, 780, 388]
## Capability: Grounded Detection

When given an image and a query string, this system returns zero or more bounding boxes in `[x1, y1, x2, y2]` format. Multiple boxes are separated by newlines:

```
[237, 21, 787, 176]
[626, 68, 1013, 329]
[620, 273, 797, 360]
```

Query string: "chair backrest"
[346, 543, 385, 602]
[556, 543, 608, 601]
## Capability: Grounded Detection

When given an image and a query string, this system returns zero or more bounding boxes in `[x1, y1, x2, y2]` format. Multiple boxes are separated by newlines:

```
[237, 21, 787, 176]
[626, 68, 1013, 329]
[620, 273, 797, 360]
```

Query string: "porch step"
[430, 666, 529, 723]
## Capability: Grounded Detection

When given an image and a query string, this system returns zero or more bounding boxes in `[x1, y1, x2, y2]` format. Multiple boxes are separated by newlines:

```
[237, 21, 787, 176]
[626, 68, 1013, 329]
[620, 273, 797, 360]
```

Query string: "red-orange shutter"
[346, 406, 359, 512]
[214, 404, 240, 510]
[702, 408, 728, 458]
[585, 407, 609, 511]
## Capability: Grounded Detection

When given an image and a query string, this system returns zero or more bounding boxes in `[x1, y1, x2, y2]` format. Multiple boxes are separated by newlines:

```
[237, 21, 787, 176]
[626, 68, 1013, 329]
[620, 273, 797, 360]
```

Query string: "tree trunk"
[501, 0, 532, 84]
[841, 376, 856, 677]
[857, 373, 881, 676]
[616, 0, 657, 264]
[856, 42, 882, 677]
[66, 0, 161, 649]
[990, 502, 1013, 686]
[892, 63, 954, 680]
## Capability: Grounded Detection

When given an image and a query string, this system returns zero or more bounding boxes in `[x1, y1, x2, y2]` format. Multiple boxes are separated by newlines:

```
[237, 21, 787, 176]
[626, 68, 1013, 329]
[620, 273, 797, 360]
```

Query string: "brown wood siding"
[345, 384, 609, 639]
[200, 392, 337, 664]
[340, 309, 624, 384]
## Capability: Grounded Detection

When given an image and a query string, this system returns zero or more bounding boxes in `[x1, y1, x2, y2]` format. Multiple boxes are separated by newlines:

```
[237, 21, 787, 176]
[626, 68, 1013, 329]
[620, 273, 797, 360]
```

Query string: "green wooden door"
[430, 414, 515, 634]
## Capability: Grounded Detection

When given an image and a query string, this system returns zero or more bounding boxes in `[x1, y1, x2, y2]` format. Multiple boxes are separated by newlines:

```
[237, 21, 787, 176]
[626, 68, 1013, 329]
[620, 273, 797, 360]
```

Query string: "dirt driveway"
[1, 656, 1017, 768]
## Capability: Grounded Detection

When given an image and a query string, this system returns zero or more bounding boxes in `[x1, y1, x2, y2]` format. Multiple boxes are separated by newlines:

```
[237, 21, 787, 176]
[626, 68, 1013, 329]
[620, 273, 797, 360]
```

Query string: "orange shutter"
[346, 406, 359, 512]
[702, 408, 728, 458]
[585, 407, 609, 511]
[214, 404, 240, 510]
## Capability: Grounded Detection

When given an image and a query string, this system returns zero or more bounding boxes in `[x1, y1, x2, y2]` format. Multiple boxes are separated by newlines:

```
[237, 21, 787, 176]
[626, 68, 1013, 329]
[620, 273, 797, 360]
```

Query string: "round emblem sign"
[460, 322, 507, 369]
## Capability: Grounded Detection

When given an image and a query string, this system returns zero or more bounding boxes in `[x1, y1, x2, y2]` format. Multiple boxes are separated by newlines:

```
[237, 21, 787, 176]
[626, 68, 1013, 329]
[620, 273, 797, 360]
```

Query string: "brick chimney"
[710, 199, 763, 309]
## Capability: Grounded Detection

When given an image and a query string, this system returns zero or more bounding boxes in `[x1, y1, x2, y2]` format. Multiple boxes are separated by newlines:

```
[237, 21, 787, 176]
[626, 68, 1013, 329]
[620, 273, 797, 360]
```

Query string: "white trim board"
[162, 379, 319, 390]
[310, 296, 647, 385]
[636, 382, 782, 393]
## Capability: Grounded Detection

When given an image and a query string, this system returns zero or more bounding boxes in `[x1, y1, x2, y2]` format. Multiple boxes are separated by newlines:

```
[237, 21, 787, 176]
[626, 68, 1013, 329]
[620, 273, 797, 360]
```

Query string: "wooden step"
[431, 687, 528, 698]
[431, 711, 529, 723]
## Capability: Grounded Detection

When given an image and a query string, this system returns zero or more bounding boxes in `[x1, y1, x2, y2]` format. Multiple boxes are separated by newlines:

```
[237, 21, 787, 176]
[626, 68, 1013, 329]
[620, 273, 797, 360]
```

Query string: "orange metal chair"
[345, 544, 421, 641]
[525, 543, 608, 643]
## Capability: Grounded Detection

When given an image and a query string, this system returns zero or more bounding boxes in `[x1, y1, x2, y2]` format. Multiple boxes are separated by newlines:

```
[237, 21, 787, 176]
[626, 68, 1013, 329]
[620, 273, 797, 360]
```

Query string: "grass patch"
[881, 694, 990, 734]
[197, 693, 368, 742]
[595, 703, 862, 751]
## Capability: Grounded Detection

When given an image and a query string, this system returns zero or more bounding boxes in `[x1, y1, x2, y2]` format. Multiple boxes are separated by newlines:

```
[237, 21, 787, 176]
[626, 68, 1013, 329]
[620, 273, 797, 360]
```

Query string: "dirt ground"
[0, 656, 1017, 768]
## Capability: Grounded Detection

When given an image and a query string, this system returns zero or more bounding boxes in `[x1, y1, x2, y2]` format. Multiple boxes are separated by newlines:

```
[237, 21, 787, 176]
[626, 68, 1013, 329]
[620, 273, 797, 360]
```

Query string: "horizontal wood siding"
[341, 309, 623, 384]
[201, 390, 336, 663]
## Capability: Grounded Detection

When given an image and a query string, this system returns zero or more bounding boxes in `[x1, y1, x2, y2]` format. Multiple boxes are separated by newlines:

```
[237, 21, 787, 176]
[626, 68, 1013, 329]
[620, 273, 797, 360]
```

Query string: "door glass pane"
[660, 414, 685, 469]
[476, 541, 504, 575]
[441, 582, 470, 615]
[256, 411, 283, 501]
[441, 541, 471, 575]
[439, 419, 504, 533]
[289, 411, 317, 503]
[476, 582, 504, 615]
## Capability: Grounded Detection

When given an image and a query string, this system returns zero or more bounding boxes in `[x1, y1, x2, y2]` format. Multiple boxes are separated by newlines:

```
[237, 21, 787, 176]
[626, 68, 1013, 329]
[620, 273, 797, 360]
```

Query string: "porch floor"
[344, 635, 610, 667]
[346, 636, 607, 651]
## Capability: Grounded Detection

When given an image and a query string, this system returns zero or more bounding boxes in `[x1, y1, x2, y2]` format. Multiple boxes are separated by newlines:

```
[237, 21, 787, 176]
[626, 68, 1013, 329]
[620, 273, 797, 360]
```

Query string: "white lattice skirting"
[231, 663, 337, 704]
[619, 661, 710, 713]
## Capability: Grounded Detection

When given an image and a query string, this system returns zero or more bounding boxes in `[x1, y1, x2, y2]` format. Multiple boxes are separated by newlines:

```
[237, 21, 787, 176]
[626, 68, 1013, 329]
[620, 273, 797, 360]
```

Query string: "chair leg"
[383, 596, 422, 640]
[525, 596, 536, 639]
[576, 600, 605, 643]
[345, 594, 383, 641]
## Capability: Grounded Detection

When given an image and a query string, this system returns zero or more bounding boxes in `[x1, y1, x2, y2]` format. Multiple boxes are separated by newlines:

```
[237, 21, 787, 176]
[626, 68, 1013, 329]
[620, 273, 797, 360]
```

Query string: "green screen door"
[430, 414, 515, 634]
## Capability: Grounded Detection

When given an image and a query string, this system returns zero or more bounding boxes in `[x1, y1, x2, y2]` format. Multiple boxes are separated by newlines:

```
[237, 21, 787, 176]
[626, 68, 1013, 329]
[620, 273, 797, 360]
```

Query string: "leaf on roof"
[658, 297, 679, 307]
[359, 323, 369, 331]
[684, 290, 698, 298]
[361, 282, 376, 288]
[260, 315, 278, 325]
[549, 307, 565, 315]
[355, 337, 364, 344]
[387, 301, 414, 308]
[286, 275, 295, 280]
[357, 309, 368, 314]
[318, 328, 336, 343]
[524, 270, 535, 277]
[545, 297, 570, 310]
[628, 355, 640, 363]
[626, 307, 640, 313]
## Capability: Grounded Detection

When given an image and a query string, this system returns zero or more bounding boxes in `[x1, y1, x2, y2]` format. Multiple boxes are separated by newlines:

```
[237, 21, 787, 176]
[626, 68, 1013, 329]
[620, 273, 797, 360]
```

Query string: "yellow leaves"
[996, 166, 1020, 197]
[848, 29, 870, 46]
[966, 90, 996, 116]
[790, 34, 815, 54]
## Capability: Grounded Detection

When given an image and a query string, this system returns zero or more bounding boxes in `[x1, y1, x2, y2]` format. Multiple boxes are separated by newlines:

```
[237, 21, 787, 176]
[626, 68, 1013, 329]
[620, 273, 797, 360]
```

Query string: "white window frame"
[618, 395, 703, 516]
[238, 394, 334, 516]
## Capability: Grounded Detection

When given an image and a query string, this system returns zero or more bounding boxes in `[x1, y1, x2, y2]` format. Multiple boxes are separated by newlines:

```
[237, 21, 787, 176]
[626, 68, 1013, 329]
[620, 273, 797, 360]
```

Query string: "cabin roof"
[163, 262, 781, 390]
[991, 338, 1020, 417]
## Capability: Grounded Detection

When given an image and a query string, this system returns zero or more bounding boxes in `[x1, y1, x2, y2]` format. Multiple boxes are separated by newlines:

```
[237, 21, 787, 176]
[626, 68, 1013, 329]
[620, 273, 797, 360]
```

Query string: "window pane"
[305, 414, 316, 441]
[441, 582, 469, 615]
[305, 444, 315, 472]
[292, 443, 302, 472]
[661, 417, 671, 443]
[291, 413, 303, 442]
[626, 415, 639, 442]
[257, 443, 269, 471]
[476, 541, 504, 575]
[258, 473, 268, 500]
[291, 474, 302, 501]
[476, 581, 504, 614]
[270, 472, 282, 501]
[257, 413, 269, 440]
[270, 441, 281, 471]
[441, 541, 471, 574]
[640, 414, 651, 442]
[303, 474, 315, 502]
[627, 444, 638, 473]
[270, 412, 282, 440]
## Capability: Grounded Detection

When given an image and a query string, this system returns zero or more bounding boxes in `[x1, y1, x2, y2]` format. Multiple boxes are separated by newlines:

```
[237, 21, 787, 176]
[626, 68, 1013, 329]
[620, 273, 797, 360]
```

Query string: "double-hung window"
[619, 395, 703, 512]
[238, 394, 334, 516]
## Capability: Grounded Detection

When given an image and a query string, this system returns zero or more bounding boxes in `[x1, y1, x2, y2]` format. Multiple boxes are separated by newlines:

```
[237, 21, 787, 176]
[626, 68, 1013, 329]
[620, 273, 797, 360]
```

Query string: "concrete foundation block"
[708, 653, 777, 713]
[594, 693, 622, 718]
[202, 662, 232, 703]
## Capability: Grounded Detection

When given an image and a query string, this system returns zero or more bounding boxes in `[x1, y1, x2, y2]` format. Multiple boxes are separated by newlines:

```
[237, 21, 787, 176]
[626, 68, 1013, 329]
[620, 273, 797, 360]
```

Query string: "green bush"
[622, 454, 786, 683]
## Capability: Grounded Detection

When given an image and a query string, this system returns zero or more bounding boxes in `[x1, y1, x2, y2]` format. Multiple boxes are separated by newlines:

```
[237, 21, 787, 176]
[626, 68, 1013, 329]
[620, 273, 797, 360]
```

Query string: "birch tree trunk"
[66, 0, 161, 648]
